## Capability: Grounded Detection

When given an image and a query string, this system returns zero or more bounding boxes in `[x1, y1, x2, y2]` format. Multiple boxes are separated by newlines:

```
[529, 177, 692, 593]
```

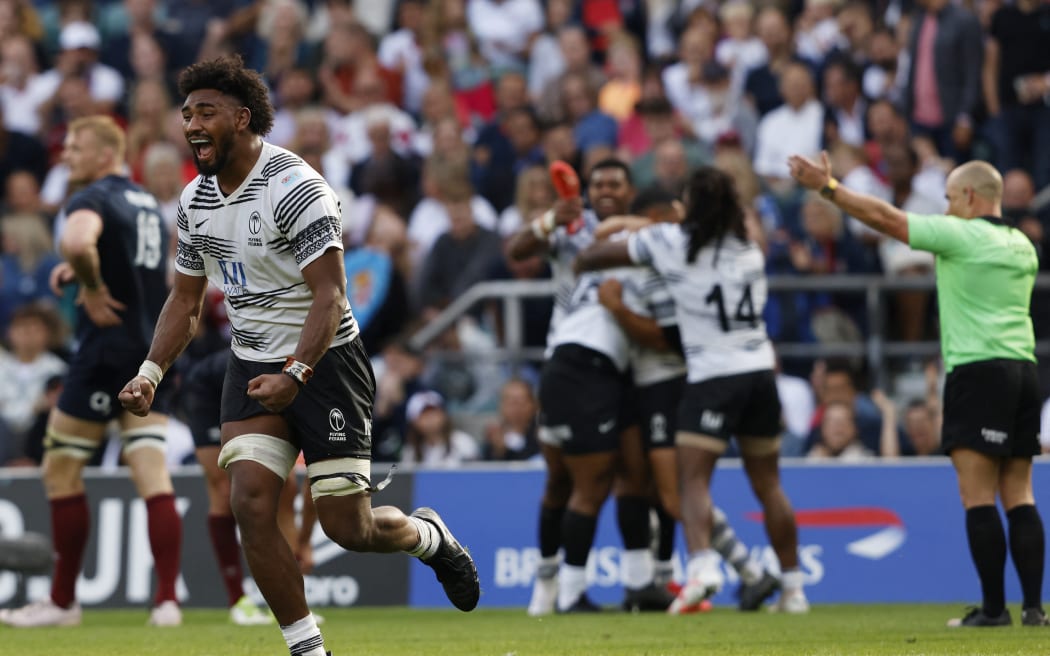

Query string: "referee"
[789, 152, 1048, 628]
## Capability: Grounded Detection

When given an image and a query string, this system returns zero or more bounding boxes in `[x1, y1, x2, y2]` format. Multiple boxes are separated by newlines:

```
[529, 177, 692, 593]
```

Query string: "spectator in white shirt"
[661, 25, 715, 127]
[378, 0, 429, 115]
[0, 35, 51, 137]
[467, 0, 544, 70]
[37, 22, 125, 114]
[753, 62, 823, 184]
[716, 0, 767, 91]
[527, 0, 573, 101]
[401, 390, 481, 467]
[408, 155, 498, 269]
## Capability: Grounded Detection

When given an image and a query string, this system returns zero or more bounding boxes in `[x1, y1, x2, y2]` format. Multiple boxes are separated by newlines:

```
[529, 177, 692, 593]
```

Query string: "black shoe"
[737, 572, 781, 611]
[1022, 608, 1050, 626]
[622, 582, 676, 612]
[411, 507, 480, 612]
[948, 606, 1012, 627]
[559, 594, 602, 613]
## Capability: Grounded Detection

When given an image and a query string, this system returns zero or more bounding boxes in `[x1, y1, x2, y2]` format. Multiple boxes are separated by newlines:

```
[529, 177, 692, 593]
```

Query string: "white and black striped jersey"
[544, 210, 600, 356]
[628, 223, 774, 383]
[627, 266, 688, 387]
[546, 266, 641, 372]
[175, 142, 358, 362]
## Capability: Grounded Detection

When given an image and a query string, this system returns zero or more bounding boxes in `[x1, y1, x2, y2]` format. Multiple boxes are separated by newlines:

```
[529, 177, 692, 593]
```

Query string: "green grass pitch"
[2, 605, 1048, 655]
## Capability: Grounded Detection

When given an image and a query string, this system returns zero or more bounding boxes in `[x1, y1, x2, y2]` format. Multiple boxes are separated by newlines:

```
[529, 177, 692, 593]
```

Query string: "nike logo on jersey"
[196, 218, 208, 228]
[598, 419, 616, 434]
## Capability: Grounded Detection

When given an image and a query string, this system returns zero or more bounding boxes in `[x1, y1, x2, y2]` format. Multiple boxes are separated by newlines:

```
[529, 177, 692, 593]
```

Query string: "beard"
[191, 133, 233, 176]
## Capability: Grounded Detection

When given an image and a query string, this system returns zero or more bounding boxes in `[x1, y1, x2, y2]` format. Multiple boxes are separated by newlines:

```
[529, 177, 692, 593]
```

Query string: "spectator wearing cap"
[37, 21, 125, 115]
[401, 390, 481, 467]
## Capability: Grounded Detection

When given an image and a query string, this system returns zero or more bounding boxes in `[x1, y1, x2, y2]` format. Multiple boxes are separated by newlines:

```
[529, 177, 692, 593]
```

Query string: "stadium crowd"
[0, 0, 1049, 469]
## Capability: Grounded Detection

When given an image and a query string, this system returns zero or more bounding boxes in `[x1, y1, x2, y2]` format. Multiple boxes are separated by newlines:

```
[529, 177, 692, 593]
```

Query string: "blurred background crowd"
[0, 0, 1049, 470]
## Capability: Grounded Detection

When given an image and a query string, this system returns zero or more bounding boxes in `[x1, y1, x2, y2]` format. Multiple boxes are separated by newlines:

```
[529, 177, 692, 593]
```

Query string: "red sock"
[207, 514, 245, 607]
[50, 494, 89, 609]
[146, 493, 182, 605]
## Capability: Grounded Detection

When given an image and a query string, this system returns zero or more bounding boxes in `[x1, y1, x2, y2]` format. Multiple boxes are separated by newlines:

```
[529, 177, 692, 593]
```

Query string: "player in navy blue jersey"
[0, 116, 184, 629]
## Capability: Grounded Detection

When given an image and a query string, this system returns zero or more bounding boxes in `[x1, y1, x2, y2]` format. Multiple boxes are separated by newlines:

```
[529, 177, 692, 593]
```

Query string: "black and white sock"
[282, 615, 326, 656]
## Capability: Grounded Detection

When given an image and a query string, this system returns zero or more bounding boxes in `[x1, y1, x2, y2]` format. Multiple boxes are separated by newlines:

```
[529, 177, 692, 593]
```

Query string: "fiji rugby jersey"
[175, 142, 358, 362]
[544, 209, 600, 356]
[628, 223, 774, 383]
[627, 266, 687, 387]
[547, 266, 640, 372]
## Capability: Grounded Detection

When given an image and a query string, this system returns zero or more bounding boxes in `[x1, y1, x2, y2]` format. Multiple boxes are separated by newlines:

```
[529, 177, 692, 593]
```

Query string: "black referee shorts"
[941, 358, 1041, 458]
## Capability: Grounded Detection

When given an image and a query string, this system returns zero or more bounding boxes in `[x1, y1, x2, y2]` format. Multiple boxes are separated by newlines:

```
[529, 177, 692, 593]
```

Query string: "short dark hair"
[824, 358, 858, 388]
[178, 54, 275, 136]
[588, 157, 633, 186]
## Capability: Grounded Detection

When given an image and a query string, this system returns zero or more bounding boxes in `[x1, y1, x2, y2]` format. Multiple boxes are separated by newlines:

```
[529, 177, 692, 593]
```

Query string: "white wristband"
[137, 360, 163, 388]
[530, 217, 547, 240]
[541, 209, 556, 233]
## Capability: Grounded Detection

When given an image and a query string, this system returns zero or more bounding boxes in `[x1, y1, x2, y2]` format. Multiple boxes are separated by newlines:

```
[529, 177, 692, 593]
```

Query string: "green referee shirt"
[907, 213, 1037, 373]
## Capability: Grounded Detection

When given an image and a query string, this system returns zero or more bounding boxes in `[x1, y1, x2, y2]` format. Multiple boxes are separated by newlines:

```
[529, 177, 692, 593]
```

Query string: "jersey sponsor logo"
[218, 260, 248, 296]
[248, 211, 263, 247]
[981, 428, 1007, 444]
[747, 507, 907, 560]
[700, 410, 724, 432]
[89, 391, 111, 416]
[329, 408, 347, 441]
[281, 170, 303, 186]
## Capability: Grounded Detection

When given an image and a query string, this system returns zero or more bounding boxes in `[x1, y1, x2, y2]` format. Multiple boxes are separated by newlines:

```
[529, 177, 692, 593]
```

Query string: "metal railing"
[409, 274, 1050, 388]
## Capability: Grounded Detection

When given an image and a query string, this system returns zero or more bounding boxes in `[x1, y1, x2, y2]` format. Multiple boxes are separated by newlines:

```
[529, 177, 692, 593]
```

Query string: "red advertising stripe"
[746, 507, 904, 527]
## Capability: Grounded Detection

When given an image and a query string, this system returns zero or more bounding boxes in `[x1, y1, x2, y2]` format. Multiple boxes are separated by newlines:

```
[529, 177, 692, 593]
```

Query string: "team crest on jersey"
[248, 211, 263, 246]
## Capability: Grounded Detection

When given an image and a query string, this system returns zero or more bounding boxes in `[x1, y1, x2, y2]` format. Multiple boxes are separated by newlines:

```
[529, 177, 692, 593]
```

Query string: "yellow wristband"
[820, 177, 839, 199]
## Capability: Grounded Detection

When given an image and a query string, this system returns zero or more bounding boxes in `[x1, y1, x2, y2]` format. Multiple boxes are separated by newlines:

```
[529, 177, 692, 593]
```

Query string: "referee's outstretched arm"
[788, 151, 909, 243]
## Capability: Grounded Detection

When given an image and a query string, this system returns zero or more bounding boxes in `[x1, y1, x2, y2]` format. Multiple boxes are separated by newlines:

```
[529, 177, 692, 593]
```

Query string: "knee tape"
[120, 426, 167, 456]
[217, 433, 298, 481]
[307, 458, 372, 499]
[44, 428, 99, 461]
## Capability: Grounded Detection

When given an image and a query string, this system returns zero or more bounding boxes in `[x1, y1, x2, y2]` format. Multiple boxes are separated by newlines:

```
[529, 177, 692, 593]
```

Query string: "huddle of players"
[507, 158, 807, 615]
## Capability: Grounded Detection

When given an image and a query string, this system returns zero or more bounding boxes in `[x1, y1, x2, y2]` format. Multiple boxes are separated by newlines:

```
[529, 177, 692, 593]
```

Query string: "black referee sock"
[616, 496, 651, 550]
[539, 505, 565, 559]
[562, 510, 598, 567]
[1007, 504, 1046, 611]
[966, 505, 1007, 616]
